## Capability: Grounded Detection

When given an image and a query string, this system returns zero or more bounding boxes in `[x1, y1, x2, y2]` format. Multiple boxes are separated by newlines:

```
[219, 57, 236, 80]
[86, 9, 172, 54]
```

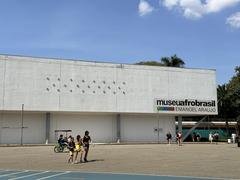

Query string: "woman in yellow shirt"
[74, 135, 84, 163]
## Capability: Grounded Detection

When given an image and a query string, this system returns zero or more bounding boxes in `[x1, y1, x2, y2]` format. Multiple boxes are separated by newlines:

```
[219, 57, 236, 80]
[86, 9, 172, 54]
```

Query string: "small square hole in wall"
[102, 80, 106, 84]
[52, 83, 56, 87]
[103, 90, 106, 94]
[118, 87, 121, 90]
[113, 81, 116, 84]
[123, 91, 126, 95]
[76, 84, 80, 88]
[70, 78, 73, 82]
[57, 78, 60, 81]
[46, 88, 50, 91]
[93, 80, 96, 83]
[93, 91, 96, 94]
[98, 86, 101, 89]
[64, 84, 67, 88]
[88, 85, 90, 88]
[122, 82, 126, 85]
[57, 89, 60, 92]
[113, 91, 116, 94]
[82, 90, 85, 93]
[46, 77, 50, 80]
[70, 90, 73, 92]
[108, 86, 111, 89]
[82, 80, 85, 83]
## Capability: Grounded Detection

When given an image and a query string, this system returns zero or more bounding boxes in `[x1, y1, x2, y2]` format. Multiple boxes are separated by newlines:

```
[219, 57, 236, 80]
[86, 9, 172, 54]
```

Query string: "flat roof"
[0, 53, 216, 72]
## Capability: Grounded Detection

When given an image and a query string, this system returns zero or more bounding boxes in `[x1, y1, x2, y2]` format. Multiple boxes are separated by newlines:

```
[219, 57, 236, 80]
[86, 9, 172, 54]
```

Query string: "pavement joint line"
[0, 170, 29, 177]
[68, 171, 238, 180]
[0, 170, 238, 180]
[36, 171, 71, 180]
[8, 171, 49, 180]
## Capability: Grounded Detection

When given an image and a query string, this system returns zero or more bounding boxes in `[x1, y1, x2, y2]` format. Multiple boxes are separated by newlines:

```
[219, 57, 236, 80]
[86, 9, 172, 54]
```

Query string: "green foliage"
[135, 61, 163, 66]
[160, 54, 185, 67]
[135, 54, 185, 68]
[218, 66, 240, 119]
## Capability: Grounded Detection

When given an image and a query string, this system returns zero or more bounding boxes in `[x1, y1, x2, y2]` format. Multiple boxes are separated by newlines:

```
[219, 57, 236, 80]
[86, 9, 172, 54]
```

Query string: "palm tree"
[217, 84, 232, 136]
[161, 54, 185, 67]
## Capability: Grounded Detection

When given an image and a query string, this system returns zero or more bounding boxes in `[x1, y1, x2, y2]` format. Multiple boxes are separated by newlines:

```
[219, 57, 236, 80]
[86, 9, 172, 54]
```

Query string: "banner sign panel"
[155, 99, 217, 114]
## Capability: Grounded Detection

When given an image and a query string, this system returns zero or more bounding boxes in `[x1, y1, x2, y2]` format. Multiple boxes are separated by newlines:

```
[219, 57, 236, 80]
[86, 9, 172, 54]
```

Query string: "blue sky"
[0, 0, 239, 84]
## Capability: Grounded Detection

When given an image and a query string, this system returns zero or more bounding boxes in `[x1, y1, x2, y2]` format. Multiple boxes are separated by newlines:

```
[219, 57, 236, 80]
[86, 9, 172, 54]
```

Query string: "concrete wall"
[0, 55, 218, 115]
[49, 113, 174, 143]
[0, 112, 174, 144]
[120, 114, 175, 142]
[0, 112, 45, 144]
[49, 113, 117, 143]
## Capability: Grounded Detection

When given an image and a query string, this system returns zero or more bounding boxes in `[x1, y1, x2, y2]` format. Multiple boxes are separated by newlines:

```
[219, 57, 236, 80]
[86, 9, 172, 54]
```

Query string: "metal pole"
[157, 115, 160, 144]
[20, 104, 24, 146]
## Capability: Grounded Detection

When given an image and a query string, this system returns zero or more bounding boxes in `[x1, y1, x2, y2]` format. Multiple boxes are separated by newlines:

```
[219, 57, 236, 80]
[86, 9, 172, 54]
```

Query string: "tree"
[161, 54, 185, 67]
[135, 61, 163, 66]
[227, 66, 240, 118]
[217, 84, 232, 136]
[217, 66, 240, 136]
[135, 54, 185, 68]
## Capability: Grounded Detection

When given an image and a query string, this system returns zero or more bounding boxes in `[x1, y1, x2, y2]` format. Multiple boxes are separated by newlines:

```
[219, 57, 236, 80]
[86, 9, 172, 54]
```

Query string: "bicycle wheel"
[54, 146, 60, 153]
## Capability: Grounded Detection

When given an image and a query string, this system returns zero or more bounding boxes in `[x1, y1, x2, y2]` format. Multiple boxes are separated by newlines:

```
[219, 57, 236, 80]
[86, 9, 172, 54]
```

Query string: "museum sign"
[155, 99, 217, 113]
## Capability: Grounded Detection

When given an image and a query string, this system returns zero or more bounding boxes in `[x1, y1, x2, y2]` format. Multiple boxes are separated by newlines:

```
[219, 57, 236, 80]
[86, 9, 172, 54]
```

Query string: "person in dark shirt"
[83, 130, 91, 162]
[166, 132, 172, 144]
[67, 136, 75, 164]
[58, 134, 65, 147]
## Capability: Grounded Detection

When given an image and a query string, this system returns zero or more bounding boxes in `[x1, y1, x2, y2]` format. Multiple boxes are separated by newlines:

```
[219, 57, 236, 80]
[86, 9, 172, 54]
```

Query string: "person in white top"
[209, 132, 213, 144]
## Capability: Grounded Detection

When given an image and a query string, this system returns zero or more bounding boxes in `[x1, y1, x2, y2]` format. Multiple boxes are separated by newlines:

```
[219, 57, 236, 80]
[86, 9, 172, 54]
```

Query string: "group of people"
[192, 132, 201, 142]
[208, 132, 219, 144]
[166, 131, 182, 146]
[58, 130, 92, 164]
[166, 131, 220, 145]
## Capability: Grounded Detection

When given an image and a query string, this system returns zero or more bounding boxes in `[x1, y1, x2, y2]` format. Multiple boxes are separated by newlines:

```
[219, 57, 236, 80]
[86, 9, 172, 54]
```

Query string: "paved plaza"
[0, 144, 239, 179]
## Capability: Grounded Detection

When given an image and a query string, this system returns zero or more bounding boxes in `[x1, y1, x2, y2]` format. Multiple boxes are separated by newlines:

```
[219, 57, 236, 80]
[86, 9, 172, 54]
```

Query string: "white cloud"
[226, 12, 240, 29]
[138, 0, 154, 16]
[161, 0, 240, 19]
[162, 0, 179, 9]
[180, 0, 205, 19]
[206, 0, 240, 13]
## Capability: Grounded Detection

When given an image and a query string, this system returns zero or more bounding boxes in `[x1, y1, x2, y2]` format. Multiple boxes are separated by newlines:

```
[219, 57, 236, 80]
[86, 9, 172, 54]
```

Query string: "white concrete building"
[0, 55, 218, 144]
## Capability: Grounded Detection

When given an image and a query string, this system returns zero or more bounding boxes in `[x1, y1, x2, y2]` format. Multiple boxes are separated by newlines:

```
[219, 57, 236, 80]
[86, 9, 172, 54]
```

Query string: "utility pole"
[20, 104, 24, 146]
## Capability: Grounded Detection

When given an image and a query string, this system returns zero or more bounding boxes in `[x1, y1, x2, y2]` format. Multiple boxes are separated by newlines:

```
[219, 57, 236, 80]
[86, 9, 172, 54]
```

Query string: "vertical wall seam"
[2, 56, 6, 110]
[58, 62, 62, 111]
[115, 66, 118, 112]
[0, 57, 7, 144]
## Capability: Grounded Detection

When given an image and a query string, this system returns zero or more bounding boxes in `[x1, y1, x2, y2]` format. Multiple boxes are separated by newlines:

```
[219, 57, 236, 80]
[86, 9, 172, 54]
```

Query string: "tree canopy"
[160, 54, 185, 67]
[135, 54, 185, 68]
[218, 66, 240, 120]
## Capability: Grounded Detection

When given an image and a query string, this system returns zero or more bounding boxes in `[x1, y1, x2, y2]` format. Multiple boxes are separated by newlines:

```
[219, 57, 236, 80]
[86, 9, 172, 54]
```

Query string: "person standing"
[83, 130, 91, 162]
[213, 132, 219, 144]
[67, 136, 75, 164]
[196, 133, 201, 142]
[166, 132, 172, 144]
[177, 131, 182, 146]
[74, 135, 84, 163]
[209, 132, 213, 144]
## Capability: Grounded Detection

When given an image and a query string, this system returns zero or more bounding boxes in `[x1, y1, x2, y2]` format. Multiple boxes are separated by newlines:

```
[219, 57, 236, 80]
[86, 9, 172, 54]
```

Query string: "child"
[67, 136, 75, 164]
[74, 135, 84, 163]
